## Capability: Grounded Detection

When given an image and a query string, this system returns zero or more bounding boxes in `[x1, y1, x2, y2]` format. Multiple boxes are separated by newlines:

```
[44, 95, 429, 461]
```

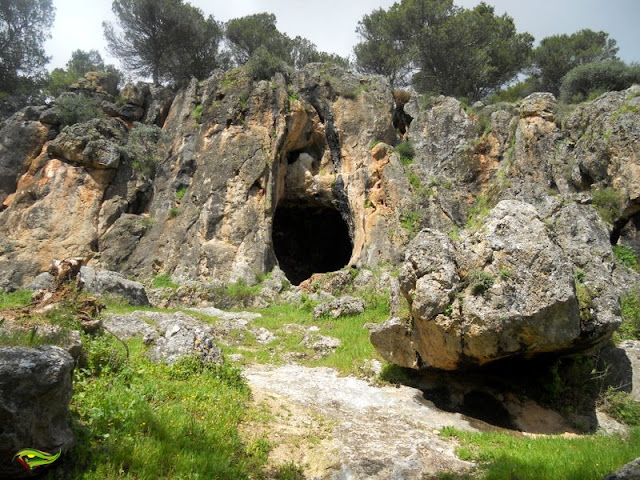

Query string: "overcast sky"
[45, 0, 640, 71]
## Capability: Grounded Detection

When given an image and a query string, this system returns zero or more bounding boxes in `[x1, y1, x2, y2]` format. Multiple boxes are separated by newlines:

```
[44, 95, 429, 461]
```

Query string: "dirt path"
[244, 364, 477, 479]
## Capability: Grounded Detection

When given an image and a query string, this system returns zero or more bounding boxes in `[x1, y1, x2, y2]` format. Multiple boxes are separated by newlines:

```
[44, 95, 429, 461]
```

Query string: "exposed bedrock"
[371, 200, 623, 369]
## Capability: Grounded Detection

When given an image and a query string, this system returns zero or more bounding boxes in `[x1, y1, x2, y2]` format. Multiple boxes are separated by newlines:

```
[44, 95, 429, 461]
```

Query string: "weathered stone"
[98, 214, 150, 270]
[518, 92, 557, 121]
[28, 272, 55, 291]
[0, 107, 49, 203]
[0, 346, 74, 479]
[604, 458, 640, 480]
[47, 117, 127, 169]
[121, 82, 150, 107]
[70, 71, 119, 97]
[147, 313, 223, 365]
[80, 266, 149, 305]
[313, 296, 365, 319]
[373, 200, 620, 370]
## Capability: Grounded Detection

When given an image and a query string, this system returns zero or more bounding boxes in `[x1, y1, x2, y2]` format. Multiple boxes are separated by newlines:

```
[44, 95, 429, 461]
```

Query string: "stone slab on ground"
[244, 364, 476, 479]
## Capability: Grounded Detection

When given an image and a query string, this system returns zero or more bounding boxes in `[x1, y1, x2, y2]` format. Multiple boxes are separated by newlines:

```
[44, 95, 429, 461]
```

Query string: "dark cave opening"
[272, 204, 353, 285]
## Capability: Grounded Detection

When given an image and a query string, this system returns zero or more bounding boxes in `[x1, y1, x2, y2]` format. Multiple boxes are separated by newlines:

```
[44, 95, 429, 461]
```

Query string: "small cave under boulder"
[272, 204, 352, 285]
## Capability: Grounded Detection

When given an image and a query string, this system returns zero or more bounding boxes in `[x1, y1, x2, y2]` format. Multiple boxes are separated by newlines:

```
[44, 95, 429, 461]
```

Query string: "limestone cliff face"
[0, 70, 639, 326]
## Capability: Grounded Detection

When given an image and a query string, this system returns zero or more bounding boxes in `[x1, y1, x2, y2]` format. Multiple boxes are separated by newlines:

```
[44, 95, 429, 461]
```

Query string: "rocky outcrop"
[371, 200, 621, 369]
[313, 296, 365, 319]
[604, 458, 640, 480]
[80, 266, 149, 305]
[0, 346, 75, 479]
[102, 311, 222, 364]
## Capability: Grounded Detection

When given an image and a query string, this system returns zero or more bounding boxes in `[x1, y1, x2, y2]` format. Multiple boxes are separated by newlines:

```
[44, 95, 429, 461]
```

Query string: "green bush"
[246, 46, 287, 81]
[601, 389, 640, 426]
[560, 60, 640, 103]
[618, 290, 640, 340]
[395, 140, 416, 165]
[152, 273, 179, 289]
[468, 270, 494, 295]
[120, 122, 166, 177]
[592, 187, 625, 224]
[56, 93, 103, 127]
[613, 245, 639, 270]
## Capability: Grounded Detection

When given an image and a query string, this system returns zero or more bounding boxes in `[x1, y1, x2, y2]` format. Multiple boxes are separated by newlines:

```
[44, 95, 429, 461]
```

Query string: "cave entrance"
[272, 204, 352, 285]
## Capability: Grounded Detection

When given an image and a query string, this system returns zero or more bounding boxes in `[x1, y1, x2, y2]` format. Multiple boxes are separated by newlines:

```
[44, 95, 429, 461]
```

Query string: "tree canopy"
[0, 0, 55, 95]
[47, 49, 122, 97]
[103, 0, 223, 86]
[354, 0, 533, 99]
[225, 12, 348, 80]
[532, 29, 619, 96]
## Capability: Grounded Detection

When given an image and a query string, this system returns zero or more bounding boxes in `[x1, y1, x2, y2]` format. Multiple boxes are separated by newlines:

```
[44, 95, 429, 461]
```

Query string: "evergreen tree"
[0, 0, 55, 95]
[103, 0, 223, 86]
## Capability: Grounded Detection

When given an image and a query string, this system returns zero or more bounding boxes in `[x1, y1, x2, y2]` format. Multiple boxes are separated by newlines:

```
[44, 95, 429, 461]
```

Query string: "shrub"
[560, 60, 640, 103]
[56, 93, 103, 126]
[618, 290, 640, 340]
[592, 187, 625, 224]
[152, 273, 179, 289]
[600, 389, 640, 426]
[246, 46, 287, 81]
[468, 270, 494, 295]
[613, 245, 639, 270]
[120, 122, 166, 177]
[395, 140, 416, 165]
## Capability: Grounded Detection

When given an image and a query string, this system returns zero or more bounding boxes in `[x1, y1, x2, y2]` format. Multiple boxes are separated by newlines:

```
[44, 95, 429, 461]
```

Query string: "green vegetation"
[151, 273, 179, 289]
[168, 206, 180, 218]
[354, 1, 532, 98]
[395, 140, 415, 165]
[223, 293, 389, 376]
[439, 426, 640, 480]
[120, 123, 166, 177]
[617, 289, 640, 341]
[560, 60, 640, 103]
[57, 94, 103, 127]
[47, 49, 121, 97]
[574, 270, 594, 322]
[468, 270, 494, 295]
[175, 186, 188, 203]
[192, 103, 203, 121]
[0, 290, 33, 309]
[104, 0, 224, 86]
[58, 337, 269, 479]
[592, 187, 625, 224]
[0, 0, 54, 97]
[400, 210, 422, 235]
[465, 194, 493, 231]
[600, 389, 640, 426]
[613, 245, 639, 270]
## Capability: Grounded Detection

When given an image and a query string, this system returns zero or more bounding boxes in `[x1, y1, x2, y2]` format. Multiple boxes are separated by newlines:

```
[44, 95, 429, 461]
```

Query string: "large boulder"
[371, 200, 620, 370]
[103, 311, 223, 365]
[604, 458, 640, 480]
[80, 266, 149, 305]
[0, 346, 74, 479]
[47, 117, 127, 169]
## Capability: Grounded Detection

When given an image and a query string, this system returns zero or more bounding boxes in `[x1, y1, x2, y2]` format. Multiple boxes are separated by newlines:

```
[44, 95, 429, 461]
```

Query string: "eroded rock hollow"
[273, 203, 352, 285]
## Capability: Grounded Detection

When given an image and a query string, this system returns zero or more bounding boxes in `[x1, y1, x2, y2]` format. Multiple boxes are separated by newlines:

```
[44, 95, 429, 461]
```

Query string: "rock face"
[604, 458, 640, 480]
[371, 200, 621, 370]
[0, 67, 638, 368]
[0, 346, 75, 479]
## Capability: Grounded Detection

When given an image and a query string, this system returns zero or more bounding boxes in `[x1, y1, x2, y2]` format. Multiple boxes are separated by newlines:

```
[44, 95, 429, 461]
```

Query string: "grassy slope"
[3, 289, 640, 479]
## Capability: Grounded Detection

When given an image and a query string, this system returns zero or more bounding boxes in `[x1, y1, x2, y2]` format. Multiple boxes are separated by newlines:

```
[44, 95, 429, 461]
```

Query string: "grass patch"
[440, 426, 640, 480]
[225, 294, 389, 376]
[468, 271, 494, 296]
[50, 336, 266, 479]
[395, 140, 416, 165]
[592, 187, 625, 224]
[151, 274, 179, 289]
[616, 289, 640, 341]
[600, 389, 640, 426]
[0, 290, 33, 309]
[613, 245, 639, 270]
